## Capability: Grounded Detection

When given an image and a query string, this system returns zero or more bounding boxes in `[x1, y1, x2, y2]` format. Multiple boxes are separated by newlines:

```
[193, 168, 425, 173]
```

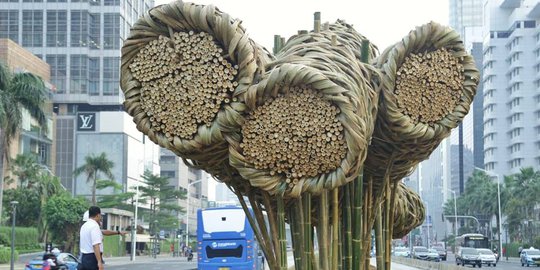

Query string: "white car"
[477, 248, 497, 267]
[393, 247, 410, 257]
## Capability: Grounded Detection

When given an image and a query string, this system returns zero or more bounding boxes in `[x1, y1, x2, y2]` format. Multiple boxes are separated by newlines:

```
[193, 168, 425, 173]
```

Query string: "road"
[107, 258, 196, 270]
[440, 252, 525, 270]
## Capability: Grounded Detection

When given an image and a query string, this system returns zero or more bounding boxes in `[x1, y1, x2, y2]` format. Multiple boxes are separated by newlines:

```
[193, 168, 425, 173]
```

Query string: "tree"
[8, 153, 41, 188]
[0, 62, 48, 224]
[2, 188, 40, 227]
[73, 152, 114, 205]
[503, 167, 540, 243]
[43, 194, 88, 253]
[138, 170, 186, 231]
[443, 171, 499, 236]
[35, 173, 65, 241]
[97, 179, 136, 210]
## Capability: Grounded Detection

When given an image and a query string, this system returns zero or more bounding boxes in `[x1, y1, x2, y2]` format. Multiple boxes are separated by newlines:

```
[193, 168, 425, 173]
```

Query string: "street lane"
[107, 258, 196, 270]
[440, 252, 524, 270]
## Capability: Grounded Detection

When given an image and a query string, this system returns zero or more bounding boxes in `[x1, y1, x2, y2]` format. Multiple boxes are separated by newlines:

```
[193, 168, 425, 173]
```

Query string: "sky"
[154, 0, 450, 51]
[152, 0, 450, 201]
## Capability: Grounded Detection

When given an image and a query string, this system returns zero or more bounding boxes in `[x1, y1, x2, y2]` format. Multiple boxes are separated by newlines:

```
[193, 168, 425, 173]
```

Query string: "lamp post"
[10, 201, 18, 270]
[475, 167, 502, 256]
[185, 179, 202, 247]
[447, 189, 458, 238]
[131, 184, 139, 261]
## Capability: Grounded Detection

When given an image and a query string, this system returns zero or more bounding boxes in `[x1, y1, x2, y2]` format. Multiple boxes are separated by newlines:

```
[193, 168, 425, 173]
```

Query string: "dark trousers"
[80, 253, 98, 270]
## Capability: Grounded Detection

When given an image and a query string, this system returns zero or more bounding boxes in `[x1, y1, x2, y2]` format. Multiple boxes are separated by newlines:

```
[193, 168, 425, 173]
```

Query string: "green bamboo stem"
[296, 197, 307, 270]
[276, 195, 288, 270]
[247, 192, 277, 268]
[375, 204, 384, 270]
[385, 181, 399, 270]
[302, 194, 313, 270]
[289, 207, 302, 270]
[361, 39, 371, 63]
[235, 192, 278, 270]
[343, 183, 353, 269]
[331, 188, 339, 270]
[353, 173, 364, 270]
[318, 191, 330, 270]
[383, 182, 391, 270]
[262, 192, 282, 269]
[362, 175, 373, 268]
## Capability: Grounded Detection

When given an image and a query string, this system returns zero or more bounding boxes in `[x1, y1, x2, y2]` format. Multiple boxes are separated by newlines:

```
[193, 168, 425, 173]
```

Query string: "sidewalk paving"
[0, 253, 193, 270]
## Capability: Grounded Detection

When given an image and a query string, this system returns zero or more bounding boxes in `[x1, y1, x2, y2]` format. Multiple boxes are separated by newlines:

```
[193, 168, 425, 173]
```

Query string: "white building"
[160, 149, 209, 238]
[482, 0, 540, 176]
[0, 0, 159, 198]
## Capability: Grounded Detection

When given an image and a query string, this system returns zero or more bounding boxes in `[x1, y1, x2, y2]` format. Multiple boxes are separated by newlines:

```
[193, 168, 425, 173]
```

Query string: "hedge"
[0, 227, 39, 250]
[0, 247, 19, 263]
[103, 235, 126, 257]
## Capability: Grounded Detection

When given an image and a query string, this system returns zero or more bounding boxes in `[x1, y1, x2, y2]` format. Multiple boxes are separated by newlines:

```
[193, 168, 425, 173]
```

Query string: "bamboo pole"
[375, 204, 384, 270]
[385, 181, 399, 270]
[235, 192, 278, 270]
[302, 194, 313, 270]
[263, 192, 282, 269]
[289, 207, 302, 270]
[276, 195, 288, 270]
[352, 174, 364, 270]
[318, 190, 330, 270]
[331, 188, 339, 270]
[296, 197, 307, 270]
[248, 192, 277, 268]
[343, 183, 353, 269]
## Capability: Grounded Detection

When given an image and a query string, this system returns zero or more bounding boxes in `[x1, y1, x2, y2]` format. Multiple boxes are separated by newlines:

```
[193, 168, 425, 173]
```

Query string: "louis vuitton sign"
[77, 113, 96, 131]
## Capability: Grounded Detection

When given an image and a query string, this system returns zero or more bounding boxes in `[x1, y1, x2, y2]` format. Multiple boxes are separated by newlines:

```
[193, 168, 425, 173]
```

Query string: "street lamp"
[447, 189, 458, 238]
[131, 184, 139, 261]
[10, 201, 18, 270]
[475, 167, 502, 255]
[185, 179, 202, 247]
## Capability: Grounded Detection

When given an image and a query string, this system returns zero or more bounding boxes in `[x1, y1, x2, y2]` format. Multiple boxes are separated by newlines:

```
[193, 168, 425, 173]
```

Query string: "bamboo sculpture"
[120, 1, 479, 269]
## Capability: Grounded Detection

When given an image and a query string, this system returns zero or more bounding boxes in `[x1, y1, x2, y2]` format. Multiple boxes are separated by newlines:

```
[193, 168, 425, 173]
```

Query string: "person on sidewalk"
[79, 206, 105, 270]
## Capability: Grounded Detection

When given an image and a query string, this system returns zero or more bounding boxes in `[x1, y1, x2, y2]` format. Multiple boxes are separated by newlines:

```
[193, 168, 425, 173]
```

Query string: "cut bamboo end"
[241, 86, 347, 188]
[394, 48, 464, 125]
[133, 31, 238, 140]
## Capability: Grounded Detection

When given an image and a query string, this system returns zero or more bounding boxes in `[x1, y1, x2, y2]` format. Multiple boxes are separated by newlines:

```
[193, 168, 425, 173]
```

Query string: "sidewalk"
[0, 253, 193, 270]
[370, 258, 422, 270]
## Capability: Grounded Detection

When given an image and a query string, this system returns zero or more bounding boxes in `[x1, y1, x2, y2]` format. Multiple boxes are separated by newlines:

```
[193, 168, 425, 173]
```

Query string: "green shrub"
[103, 235, 126, 257]
[0, 247, 19, 263]
[0, 227, 39, 250]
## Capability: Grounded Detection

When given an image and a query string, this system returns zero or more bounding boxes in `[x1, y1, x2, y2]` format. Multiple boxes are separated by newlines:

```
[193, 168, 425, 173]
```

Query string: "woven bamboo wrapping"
[120, 0, 271, 179]
[228, 22, 381, 198]
[392, 183, 425, 239]
[364, 22, 480, 186]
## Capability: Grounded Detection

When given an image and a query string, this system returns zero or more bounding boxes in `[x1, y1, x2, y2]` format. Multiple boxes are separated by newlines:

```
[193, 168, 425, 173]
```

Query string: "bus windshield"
[456, 234, 489, 249]
[197, 207, 264, 270]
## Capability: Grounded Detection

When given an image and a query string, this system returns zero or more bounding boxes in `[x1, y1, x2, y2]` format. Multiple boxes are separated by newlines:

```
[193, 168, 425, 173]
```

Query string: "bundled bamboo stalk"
[364, 22, 480, 191]
[392, 183, 426, 239]
[121, 0, 271, 182]
[229, 21, 381, 198]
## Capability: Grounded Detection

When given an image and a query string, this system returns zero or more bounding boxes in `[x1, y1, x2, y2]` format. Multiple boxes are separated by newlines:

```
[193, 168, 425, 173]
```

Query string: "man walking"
[79, 206, 104, 270]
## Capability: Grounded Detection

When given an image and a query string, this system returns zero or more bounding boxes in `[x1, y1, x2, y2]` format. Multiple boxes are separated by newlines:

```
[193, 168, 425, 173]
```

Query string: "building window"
[70, 55, 88, 94]
[104, 0, 119, 5]
[0, 10, 19, 43]
[46, 10, 67, 47]
[103, 57, 120, 96]
[71, 10, 88, 47]
[510, 158, 523, 169]
[509, 127, 522, 139]
[160, 156, 175, 164]
[89, 57, 100, 96]
[89, 13, 100, 49]
[103, 13, 120, 49]
[22, 10, 43, 47]
[509, 113, 523, 124]
[524, 20, 536, 28]
[510, 143, 522, 154]
[46, 55, 67, 94]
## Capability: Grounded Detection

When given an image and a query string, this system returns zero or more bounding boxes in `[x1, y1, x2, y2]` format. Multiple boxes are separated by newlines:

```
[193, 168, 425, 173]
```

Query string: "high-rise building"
[0, 0, 160, 199]
[0, 38, 55, 180]
[160, 149, 209, 237]
[482, 0, 540, 176]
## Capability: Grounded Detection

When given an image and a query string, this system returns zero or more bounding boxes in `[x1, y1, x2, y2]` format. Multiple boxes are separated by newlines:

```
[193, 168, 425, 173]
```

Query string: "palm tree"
[0, 62, 48, 224]
[73, 152, 115, 205]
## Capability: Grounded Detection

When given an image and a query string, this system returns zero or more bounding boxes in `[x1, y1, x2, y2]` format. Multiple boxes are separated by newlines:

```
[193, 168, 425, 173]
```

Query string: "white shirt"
[80, 219, 103, 254]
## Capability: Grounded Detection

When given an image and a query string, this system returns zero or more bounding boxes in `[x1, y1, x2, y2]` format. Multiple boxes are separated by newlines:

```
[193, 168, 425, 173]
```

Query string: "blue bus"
[197, 206, 264, 270]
